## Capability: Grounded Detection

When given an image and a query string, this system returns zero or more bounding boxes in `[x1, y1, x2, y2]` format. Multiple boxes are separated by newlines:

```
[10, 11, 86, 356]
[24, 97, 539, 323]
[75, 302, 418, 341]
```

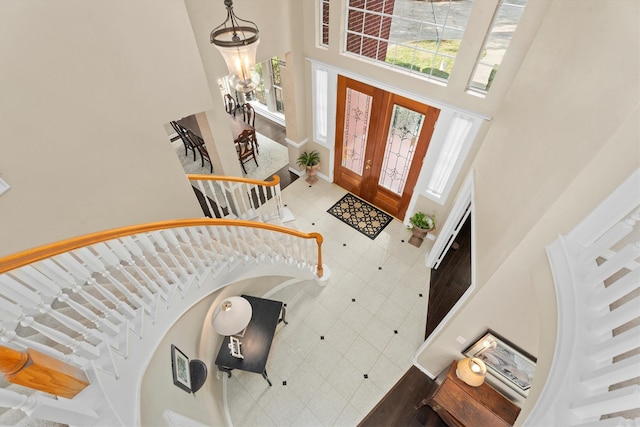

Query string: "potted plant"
[297, 150, 320, 184]
[407, 211, 435, 247]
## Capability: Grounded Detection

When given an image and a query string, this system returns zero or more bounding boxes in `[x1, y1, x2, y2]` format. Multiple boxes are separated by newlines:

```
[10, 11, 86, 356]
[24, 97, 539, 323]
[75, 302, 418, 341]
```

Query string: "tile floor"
[226, 177, 433, 426]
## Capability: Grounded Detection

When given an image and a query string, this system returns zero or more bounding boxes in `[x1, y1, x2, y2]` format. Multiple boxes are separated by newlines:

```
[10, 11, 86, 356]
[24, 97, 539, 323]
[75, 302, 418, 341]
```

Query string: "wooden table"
[177, 114, 253, 143]
[214, 295, 287, 386]
[227, 114, 253, 142]
[420, 361, 520, 427]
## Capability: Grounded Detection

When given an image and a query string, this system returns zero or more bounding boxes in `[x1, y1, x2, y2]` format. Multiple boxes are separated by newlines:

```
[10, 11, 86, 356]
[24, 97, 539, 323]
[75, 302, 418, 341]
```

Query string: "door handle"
[365, 159, 372, 170]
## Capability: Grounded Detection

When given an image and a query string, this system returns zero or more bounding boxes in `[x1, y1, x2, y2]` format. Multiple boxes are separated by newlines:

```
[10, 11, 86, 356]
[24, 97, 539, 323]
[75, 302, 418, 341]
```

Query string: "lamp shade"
[456, 357, 487, 387]
[211, 296, 252, 336]
[210, 0, 260, 93]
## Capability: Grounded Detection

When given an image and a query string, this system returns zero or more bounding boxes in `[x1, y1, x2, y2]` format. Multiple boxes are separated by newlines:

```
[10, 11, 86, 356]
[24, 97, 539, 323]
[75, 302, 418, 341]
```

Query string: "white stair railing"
[0, 219, 325, 426]
[188, 174, 292, 224]
[525, 168, 640, 426]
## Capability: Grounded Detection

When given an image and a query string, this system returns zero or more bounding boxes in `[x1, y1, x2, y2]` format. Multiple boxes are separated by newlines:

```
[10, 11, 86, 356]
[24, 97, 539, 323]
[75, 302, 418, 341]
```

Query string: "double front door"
[334, 76, 440, 219]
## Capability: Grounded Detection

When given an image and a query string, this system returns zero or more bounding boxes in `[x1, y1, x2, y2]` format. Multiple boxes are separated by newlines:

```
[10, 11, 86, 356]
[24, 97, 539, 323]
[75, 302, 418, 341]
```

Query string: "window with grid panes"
[320, 0, 330, 46]
[467, 0, 527, 95]
[344, 0, 474, 84]
[271, 58, 285, 114]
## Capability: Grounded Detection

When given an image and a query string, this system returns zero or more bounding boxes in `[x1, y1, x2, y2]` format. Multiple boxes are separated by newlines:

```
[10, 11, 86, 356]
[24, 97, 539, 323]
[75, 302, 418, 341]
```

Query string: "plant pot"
[409, 226, 434, 248]
[305, 164, 320, 184]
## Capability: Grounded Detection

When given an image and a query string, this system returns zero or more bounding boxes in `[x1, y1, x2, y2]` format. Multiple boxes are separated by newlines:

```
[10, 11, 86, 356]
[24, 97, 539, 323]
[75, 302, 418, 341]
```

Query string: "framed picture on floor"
[171, 344, 192, 393]
[463, 330, 537, 397]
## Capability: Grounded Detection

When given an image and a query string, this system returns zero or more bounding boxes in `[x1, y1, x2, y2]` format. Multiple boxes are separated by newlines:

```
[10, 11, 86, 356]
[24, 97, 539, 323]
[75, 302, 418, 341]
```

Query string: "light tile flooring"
[226, 177, 433, 427]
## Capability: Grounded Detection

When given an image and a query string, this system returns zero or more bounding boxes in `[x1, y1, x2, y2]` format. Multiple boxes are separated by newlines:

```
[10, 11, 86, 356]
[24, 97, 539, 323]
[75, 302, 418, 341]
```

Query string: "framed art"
[463, 330, 537, 397]
[171, 344, 192, 393]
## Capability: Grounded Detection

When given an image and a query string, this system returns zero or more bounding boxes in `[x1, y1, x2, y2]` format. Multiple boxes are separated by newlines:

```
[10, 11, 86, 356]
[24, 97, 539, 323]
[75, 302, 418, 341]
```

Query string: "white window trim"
[307, 59, 488, 203]
[312, 65, 329, 146]
[418, 110, 482, 205]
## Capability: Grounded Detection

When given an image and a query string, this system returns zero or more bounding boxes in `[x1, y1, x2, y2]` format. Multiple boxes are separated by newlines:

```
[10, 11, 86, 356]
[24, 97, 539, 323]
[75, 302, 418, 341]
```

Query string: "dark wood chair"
[241, 103, 259, 154]
[170, 121, 197, 161]
[185, 130, 213, 173]
[225, 93, 237, 116]
[242, 103, 255, 127]
[235, 129, 258, 175]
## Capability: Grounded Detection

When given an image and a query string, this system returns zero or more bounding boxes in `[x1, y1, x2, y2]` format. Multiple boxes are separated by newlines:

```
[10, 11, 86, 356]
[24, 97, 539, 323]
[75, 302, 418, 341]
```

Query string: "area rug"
[173, 132, 289, 181]
[327, 193, 393, 240]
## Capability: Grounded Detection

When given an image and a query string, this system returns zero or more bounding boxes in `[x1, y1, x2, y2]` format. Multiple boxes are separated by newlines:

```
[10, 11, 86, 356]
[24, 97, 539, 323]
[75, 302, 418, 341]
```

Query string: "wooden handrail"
[187, 174, 280, 187]
[0, 218, 323, 276]
[0, 346, 89, 399]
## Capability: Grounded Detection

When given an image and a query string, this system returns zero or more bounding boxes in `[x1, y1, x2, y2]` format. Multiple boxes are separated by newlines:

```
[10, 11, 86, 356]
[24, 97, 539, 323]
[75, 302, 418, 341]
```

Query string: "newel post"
[0, 345, 89, 399]
[315, 233, 324, 278]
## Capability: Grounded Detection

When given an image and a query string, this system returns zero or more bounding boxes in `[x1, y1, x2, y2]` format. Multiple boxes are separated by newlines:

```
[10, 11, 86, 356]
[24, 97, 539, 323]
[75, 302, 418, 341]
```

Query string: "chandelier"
[210, 0, 260, 93]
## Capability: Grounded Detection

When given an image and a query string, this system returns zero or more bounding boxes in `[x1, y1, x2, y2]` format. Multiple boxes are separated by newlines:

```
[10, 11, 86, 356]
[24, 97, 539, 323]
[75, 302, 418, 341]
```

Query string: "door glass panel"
[378, 105, 425, 194]
[342, 87, 372, 176]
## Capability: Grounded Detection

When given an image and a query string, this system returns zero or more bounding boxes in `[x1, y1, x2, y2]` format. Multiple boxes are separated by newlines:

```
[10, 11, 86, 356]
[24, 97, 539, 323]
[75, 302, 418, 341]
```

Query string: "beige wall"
[0, 0, 213, 257]
[141, 276, 294, 426]
[415, 0, 639, 423]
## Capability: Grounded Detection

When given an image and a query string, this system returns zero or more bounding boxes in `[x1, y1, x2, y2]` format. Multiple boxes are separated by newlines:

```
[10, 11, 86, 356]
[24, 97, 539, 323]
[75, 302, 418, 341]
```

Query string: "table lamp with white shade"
[211, 296, 253, 336]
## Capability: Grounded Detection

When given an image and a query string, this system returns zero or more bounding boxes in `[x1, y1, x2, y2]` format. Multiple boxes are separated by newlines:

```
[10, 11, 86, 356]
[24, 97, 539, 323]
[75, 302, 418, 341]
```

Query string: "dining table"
[177, 113, 254, 144]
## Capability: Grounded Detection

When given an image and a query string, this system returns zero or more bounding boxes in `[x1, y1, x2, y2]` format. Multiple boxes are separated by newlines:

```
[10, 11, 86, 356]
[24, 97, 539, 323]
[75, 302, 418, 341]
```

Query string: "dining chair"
[241, 103, 259, 154]
[242, 102, 255, 127]
[235, 129, 258, 175]
[170, 121, 197, 161]
[225, 94, 237, 116]
[186, 130, 213, 173]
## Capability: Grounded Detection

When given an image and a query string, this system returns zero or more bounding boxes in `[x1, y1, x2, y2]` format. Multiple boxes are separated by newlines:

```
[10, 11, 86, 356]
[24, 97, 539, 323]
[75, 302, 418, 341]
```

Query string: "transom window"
[344, 0, 474, 84]
[467, 0, 528, 95]
[320, 0, 330, 47]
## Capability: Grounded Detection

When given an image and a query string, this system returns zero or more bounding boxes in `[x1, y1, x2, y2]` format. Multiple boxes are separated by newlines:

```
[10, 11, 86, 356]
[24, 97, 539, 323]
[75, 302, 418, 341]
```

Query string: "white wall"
[0, 0, 213, 257]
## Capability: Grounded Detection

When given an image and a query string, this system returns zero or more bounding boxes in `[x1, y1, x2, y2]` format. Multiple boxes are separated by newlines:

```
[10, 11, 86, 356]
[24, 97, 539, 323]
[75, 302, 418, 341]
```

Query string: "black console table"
[214, 295, 287, 386]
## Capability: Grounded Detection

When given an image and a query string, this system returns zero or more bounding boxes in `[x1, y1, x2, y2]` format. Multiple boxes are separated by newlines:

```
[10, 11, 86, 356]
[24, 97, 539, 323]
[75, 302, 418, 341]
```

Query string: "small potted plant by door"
[407, 211, 435, 248]
[297, 150, 320, 184]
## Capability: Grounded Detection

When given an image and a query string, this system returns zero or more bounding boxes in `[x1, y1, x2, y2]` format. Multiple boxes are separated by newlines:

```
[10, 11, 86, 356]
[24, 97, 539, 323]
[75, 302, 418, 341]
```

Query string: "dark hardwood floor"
[359, 366, 447, 427]
[253, 113, 298, 190]
[425, 216, 472, 339]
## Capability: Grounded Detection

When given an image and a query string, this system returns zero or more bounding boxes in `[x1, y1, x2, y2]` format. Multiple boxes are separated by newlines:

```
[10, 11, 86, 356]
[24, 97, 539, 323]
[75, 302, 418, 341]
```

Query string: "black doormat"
[327, 193, 393, 240]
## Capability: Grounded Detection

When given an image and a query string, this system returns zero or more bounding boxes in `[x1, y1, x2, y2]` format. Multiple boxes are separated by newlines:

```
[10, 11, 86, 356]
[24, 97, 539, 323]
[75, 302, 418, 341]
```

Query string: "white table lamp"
[212, 296, 253, 336]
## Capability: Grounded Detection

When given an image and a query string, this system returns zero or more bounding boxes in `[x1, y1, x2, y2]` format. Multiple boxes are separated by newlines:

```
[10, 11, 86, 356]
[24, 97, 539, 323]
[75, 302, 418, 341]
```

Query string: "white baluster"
[115, 237, 174, 296]
[213, 180, 232, 218]
[588, 325, 640, 363]
[6, 268, 121, 339]
[34, 259, 127, 326]
[584, 242, 640, 287]
[0, 388, 99, 426]
[174, 228, 208, 272]
[588, 268, 640, 309]
[581, 354, 640, 391]
[19, 316, 100, 359]
[74, 247, 153, 318]
[571, 385, 640, 419]
[157, 230, 198, 275]
[210, 226, 236, 263]
[589, 294, 640, 335]
[92, 243, 156, 302]
[0, 275, 40, 312]
[186, 227, 219, 268]
[574, 416, 640, 426]
[221, 181, 237, 218]
[131, 234, 182, 285]
[579, 219, 636, 263]
[0, 326, 87, 368]
[53, 253, 138, 321]
[194, 180, 216, 218]
[56, 293, 127, 357]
